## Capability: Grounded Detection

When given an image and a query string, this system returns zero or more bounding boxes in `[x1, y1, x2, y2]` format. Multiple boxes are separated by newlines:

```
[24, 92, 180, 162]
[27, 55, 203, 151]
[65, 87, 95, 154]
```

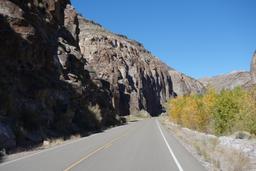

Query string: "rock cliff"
[78, 17, 175, 116]
[169, 70, 205, 96]
[0, 0, 119, 150]
[243, 51, 256, 89]
[250, 51, 256, 84]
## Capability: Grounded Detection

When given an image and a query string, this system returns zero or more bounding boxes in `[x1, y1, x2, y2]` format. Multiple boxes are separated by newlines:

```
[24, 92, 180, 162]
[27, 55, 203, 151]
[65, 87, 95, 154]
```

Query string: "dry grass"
[224, 149, 250, 171]
[42, 134, 81, 148]
[160, 116, 253, 171]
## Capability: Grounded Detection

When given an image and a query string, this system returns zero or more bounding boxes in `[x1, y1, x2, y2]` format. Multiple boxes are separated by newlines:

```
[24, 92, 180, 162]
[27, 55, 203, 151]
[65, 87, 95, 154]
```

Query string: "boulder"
[232, 131, 252, 140]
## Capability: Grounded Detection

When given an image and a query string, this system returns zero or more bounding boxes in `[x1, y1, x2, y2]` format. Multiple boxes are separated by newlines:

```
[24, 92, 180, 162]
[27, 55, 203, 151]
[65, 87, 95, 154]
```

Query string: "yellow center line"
[104, 143, 113, 149]
[63, 126, 136, 171]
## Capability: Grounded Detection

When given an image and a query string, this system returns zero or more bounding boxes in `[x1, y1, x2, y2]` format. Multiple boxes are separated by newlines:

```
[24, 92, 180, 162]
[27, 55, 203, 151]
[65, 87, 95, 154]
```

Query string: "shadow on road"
[0, 119, 129, 165]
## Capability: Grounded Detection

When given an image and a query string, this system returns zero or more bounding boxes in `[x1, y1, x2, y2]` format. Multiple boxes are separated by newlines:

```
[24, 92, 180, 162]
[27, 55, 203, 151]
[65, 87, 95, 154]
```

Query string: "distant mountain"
[200, 71, 251, 92]
[200, 52, 256, 91]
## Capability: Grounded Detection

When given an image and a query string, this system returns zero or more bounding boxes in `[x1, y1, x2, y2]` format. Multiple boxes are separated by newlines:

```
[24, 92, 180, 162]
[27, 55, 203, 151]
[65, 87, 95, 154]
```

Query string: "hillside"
[200, 71, 251, 92]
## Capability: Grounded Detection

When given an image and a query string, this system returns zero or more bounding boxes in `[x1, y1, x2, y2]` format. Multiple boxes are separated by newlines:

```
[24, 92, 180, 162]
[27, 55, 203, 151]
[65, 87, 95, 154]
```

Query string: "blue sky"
[71, 0, 256, 78]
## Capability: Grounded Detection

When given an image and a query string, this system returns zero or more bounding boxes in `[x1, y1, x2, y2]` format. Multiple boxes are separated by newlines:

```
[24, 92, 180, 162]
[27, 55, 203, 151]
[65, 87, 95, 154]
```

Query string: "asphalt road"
[0, 118, 206, 171]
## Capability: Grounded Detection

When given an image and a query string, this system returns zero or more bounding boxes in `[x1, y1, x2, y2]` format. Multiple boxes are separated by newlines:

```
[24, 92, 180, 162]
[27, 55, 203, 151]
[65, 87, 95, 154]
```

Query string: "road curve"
[0, 118, 206, 171]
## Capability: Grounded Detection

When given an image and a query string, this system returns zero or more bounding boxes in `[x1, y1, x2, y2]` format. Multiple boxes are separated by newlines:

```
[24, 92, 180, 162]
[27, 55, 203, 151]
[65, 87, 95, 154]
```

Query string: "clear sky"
[71, 0, 256, 78]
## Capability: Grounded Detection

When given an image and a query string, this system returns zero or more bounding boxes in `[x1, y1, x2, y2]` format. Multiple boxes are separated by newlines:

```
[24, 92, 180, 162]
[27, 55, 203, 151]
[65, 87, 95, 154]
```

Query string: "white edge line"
[156, 119, 184, 171]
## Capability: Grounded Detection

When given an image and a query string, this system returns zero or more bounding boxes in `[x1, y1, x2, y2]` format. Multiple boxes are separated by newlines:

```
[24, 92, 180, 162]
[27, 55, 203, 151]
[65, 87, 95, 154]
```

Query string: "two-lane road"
[0, 118, 206, 171]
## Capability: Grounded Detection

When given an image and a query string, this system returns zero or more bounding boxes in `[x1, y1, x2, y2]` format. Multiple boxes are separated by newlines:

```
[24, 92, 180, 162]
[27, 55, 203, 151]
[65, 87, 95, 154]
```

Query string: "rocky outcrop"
[250, 51, 256, 84]
[78, 17, 175, 116]
[0, 0, 119, 150]
[200, 71, 251, 92]
[242, 51, 256, 89]
[169, 70, 205, 96]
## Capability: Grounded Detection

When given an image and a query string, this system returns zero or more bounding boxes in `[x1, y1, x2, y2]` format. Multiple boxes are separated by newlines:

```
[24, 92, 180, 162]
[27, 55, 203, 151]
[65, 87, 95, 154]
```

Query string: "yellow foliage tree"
[167, 87, 256, 136]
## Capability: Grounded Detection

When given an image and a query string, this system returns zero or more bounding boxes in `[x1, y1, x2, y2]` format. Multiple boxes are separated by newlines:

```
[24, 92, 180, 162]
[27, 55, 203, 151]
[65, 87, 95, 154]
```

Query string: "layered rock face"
[78, 17, 175, 116]
[0, 0, 119, 150]
[169, 70, 205, 96]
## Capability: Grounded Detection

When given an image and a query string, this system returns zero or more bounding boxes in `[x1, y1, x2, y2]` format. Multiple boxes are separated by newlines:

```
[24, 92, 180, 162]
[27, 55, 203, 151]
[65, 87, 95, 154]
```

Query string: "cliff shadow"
[0, 13, 122, 155]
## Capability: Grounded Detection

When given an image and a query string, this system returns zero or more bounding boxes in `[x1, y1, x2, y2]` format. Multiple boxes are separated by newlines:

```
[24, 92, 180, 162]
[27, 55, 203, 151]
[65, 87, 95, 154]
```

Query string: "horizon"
[71, 0, 256, 79]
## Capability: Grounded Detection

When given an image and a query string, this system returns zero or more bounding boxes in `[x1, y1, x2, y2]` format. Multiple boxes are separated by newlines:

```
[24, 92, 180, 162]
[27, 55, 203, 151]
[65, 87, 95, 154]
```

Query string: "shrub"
[167, 87, 256, 136]
[212, 89, 239, 135]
